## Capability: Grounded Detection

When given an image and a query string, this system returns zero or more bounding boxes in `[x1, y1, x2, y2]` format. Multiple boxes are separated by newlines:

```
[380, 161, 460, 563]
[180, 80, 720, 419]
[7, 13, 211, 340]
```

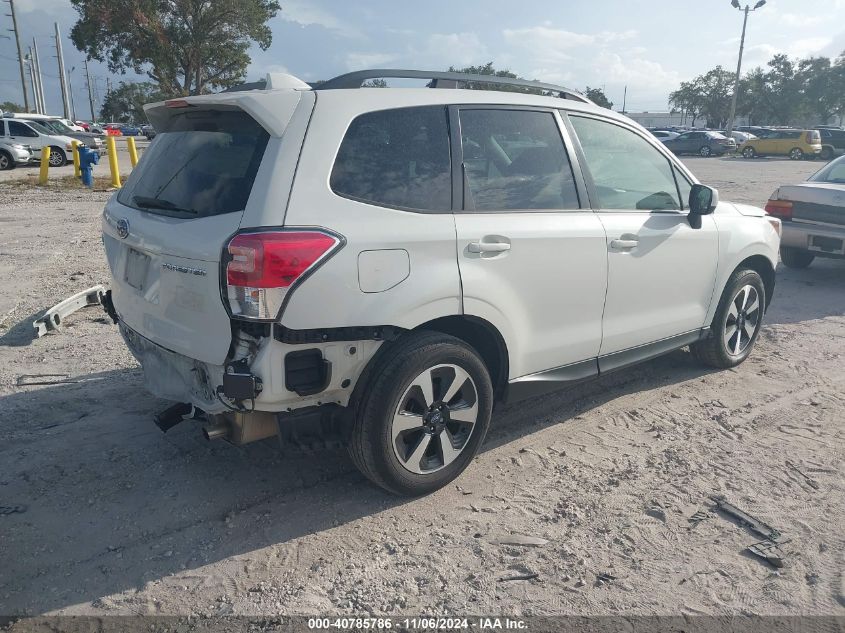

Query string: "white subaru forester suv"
[102, 70, 781, 496]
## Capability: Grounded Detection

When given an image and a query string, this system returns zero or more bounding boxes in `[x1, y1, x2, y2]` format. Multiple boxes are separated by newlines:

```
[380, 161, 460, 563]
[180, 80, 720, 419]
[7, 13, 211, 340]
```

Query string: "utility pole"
[6, 0, 30, 111]
[67, 66, 77, 121]
[26, 48, 37, 111]
[54, 22, 71, 119]
[725, 0, 766, 136]
[32, 36, 45, 113]
[622, 85, 627, 114]
[84, 59, 96, 122]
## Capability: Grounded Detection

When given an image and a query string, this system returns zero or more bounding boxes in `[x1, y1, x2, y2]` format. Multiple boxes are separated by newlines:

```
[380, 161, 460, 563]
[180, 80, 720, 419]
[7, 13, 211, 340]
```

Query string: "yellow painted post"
[106, 135, 121, 188]
[126, 136, 138, 168]
[71, 140, 81, 179]
[38, 145, 50, 185]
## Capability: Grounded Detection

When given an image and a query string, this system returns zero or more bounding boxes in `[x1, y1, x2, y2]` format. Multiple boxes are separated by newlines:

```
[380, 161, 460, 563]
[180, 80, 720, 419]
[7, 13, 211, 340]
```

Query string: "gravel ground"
[0, 155, 842, 618]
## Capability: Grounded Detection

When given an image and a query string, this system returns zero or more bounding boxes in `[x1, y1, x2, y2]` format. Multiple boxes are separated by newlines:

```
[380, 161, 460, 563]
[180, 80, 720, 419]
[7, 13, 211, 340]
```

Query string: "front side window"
[117, 109, 269, 218]
[9, 121, 38, 138]
[459, 109, 579, 210]
[570, 116, 682, 211]
[330, 106, 451, 211]
[809, 157, 845, 183]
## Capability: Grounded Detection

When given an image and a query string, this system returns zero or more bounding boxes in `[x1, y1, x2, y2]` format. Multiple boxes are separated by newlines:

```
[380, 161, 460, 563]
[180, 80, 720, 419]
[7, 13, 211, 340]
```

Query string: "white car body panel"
[455, 212, 607, 378]
[597, 212, 719, 355]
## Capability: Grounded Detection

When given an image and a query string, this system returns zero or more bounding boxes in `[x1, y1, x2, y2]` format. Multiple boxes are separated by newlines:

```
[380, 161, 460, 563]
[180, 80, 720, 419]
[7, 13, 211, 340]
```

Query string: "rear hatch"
[102, 95, 299, 365]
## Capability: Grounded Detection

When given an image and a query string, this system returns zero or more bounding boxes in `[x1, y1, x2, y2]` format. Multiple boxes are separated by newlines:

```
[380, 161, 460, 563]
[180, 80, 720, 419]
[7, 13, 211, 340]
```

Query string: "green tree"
[669, 80, 704, 126]
[584, 87, 613, 109]
[798, 57, 835, 124]
[70, 0, 280, 96]
[100, 81, 165, 123]
[764, 54, 805, 125]
[0, 101, 24, 113]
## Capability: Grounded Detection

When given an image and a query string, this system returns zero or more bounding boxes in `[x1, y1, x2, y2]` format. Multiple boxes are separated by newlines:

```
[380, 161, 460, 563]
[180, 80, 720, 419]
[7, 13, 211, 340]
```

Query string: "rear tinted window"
[117, 110, 269, 218]
[330, 106, 451, 211]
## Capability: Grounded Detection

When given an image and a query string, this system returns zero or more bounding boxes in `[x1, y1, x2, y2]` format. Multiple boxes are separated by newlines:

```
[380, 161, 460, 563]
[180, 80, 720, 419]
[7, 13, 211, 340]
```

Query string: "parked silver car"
[0, 138, 34, 169]
[766, 155, 845, 268]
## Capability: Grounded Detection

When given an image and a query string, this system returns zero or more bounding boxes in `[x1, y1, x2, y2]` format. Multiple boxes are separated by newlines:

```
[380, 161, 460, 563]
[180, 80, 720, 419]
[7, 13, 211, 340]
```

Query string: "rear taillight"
[808, 131, 820, 143]
[224, 230, 342, 320]
[765, 199, 793, 221]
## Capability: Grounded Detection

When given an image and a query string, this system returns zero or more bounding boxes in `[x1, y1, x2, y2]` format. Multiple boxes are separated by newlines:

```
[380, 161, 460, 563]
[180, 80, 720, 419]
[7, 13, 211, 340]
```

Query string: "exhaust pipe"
[202, 419, 231, 441]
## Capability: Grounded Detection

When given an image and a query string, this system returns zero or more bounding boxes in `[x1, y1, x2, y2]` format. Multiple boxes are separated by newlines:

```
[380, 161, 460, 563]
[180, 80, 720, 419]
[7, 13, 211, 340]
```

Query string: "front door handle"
[468, 238, 511, 254]
[609, 239, 639, 251]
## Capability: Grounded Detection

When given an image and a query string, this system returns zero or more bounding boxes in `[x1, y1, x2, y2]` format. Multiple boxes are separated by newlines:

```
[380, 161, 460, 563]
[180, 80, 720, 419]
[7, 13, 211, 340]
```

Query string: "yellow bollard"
[106, 135, 121, 188]
[71, 140, 81, 179]
[38, 145, 50, 185]
[126, 136, 138, 168]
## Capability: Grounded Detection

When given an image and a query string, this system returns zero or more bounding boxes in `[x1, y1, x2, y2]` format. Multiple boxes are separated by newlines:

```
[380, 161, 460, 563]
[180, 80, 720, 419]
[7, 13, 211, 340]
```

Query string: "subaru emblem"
[116, 218, 130, 239]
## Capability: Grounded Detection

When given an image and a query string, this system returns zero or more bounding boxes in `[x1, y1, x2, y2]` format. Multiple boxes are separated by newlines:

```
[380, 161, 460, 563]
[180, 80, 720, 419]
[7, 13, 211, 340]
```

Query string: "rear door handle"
[468, 238, 511, 254]
[610, 239, 639, 251]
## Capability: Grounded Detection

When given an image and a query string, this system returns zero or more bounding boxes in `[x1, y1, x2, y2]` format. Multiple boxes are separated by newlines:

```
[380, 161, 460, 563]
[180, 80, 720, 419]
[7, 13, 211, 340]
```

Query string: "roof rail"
[316, 69, 591, 103]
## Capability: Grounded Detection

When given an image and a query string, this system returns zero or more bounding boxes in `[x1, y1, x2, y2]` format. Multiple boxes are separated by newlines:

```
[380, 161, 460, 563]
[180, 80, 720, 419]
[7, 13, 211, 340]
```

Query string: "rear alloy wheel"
[789, 147, 804, 161]
[699, 145, 712, 157]
[0, 151, 13, 171]
[348, 331, 493, 496]
[742, 146, 756, 159]
[780, 246, 815, 269]
[691, 269, 765, 369]
[48, 147, 67, 167]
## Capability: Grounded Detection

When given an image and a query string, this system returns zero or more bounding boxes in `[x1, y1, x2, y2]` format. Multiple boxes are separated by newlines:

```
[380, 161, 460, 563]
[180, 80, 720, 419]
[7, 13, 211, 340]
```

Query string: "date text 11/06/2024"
[307, 617, 528, 630]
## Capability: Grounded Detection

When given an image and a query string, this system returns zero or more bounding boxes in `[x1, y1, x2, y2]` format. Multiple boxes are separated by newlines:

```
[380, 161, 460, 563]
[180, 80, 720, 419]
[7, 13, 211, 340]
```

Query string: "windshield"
[117, 109, 269, 219]
[809, 156, 845, 184]
[33, 119, 72, 134]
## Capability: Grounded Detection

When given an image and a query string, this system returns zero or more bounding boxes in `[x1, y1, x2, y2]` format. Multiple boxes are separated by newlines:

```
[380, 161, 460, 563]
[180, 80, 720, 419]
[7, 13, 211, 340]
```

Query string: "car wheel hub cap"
[723, 284, 761, 356]
[391, 363, 479, 475]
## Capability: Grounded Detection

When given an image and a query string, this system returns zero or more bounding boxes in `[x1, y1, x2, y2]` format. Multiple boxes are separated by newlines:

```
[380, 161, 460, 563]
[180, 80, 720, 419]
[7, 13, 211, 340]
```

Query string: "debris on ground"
[0, 505, 27, 515]
[785, 460, 821, 490]
[32, 285, 106, 337]
[499, 572, 539, 582]
[710, 495, 787, 568]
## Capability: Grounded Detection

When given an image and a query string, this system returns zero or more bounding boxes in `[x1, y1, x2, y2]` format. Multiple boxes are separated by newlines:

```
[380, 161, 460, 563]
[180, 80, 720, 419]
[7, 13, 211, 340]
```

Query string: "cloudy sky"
[2, 0, 844, 118]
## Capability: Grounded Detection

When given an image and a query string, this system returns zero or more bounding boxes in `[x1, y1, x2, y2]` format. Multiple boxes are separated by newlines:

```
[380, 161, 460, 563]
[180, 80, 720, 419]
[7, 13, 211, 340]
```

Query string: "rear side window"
[117, 110, 269, 218]
[459, 109, 579, 210]
[330, 106, 451, 211]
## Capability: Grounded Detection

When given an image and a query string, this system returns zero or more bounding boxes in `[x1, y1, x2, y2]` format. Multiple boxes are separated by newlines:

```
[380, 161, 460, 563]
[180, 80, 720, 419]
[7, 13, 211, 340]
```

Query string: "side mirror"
[689, 184, 718, 215]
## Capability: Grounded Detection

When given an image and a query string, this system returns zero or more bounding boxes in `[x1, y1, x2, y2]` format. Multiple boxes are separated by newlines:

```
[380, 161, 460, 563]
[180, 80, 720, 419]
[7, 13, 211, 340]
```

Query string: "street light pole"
[725, 0, 766, 136]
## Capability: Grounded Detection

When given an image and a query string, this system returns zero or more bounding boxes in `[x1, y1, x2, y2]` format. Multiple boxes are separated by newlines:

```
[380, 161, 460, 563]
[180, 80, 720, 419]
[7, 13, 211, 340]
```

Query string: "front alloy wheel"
[742, 147, 756, 159]
[392, 364, 478, 474]
[0, 152, 11, 170]
[723, 285, 761, 357]
[691, 268, 766, 369]
[699, 145, 712, 157]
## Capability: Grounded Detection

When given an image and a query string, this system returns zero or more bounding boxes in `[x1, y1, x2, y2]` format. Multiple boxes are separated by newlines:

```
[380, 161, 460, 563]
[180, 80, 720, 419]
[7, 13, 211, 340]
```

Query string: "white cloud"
[411, 32, 489, 68]
[278, 0, 362, 39]
[502, 26, 637, 65]
[14, 0, 67, 13]
[345, 52, 396, 70]
[779, 13, 823, 27]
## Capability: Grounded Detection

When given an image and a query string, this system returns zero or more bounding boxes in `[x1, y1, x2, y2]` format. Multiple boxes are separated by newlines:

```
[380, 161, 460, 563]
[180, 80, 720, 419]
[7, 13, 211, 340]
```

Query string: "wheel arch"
[734, 254, 776, 310]
[413, 315, 510, 401]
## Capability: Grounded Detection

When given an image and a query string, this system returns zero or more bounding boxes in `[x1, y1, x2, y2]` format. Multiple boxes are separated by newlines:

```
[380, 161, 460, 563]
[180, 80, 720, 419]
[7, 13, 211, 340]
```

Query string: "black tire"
[780, 246, 815, 269]
[348, 331, 494, 496]
[690, 269, 766, 369]
[742, 146, 756, 159]
[699, 145, 712, 157]
[820, 146, 834, 161]
[789, 147, 804, 161]
[0, 150, 14, 171]
[48, 147, 67, 167]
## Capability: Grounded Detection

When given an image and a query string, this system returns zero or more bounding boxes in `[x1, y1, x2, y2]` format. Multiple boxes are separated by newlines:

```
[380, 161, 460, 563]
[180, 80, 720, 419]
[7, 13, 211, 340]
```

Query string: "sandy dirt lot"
[0, 156, 843, 618]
